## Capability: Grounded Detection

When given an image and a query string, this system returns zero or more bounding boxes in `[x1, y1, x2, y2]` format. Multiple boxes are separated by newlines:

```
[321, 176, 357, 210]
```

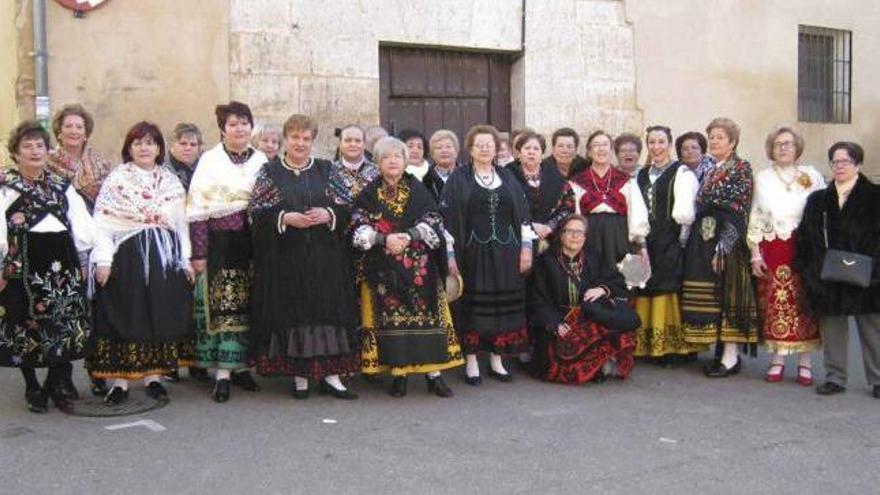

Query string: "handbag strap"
[823, 210, 829, 249]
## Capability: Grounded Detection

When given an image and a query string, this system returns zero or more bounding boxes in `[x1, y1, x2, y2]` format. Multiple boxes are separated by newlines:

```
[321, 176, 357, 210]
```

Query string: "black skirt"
[0, 231, 91, 368]
[586, 212, 630, 273]
[94, 228, 193, 343]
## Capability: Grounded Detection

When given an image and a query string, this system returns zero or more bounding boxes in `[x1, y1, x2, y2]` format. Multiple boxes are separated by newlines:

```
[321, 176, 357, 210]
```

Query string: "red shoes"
[796, 366, 813, 386]
[765, 364, 784, 383]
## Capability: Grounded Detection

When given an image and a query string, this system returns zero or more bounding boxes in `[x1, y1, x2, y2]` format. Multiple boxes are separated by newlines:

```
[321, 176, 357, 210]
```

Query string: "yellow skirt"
[635, 294, 709, 357]
[360, 282, 464, 377]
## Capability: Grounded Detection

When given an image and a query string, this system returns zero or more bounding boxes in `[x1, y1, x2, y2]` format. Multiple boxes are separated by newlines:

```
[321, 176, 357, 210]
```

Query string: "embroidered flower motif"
[10, 212, 25, 226]
[797, 173, 812, 189]
[50, 261, 62, 273]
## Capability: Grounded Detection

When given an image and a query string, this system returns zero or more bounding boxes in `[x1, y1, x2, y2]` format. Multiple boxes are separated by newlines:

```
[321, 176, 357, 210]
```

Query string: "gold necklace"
[773, 164, 798, 191]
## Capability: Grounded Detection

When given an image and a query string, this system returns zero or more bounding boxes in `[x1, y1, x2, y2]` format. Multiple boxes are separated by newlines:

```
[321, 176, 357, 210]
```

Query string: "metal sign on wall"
[54, 0, 111, 14]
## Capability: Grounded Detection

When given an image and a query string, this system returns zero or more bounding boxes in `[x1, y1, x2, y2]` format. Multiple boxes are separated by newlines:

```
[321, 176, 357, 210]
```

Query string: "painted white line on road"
[104, 419, 166, 432]
[322, 418, 338, 424]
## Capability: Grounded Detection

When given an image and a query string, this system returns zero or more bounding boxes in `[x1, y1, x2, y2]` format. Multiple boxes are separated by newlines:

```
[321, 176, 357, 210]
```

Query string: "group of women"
[2, 101, 878, 415]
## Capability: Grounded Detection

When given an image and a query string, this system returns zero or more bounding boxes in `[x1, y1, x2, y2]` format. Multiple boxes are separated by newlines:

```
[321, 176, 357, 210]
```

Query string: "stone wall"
[517, 0, 641, 155]
[228, 0, 523, 154]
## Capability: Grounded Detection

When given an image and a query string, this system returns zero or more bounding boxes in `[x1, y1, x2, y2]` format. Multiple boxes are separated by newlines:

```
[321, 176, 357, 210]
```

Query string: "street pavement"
[1, 331, 877, 495]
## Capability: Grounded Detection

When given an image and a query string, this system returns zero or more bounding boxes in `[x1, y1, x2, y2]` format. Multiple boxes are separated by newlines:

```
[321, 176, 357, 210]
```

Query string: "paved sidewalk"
[0, 335, 876, 495]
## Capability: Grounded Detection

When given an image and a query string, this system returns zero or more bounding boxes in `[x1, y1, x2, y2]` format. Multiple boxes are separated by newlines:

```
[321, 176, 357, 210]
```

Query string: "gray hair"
[372, 136, 407, 164]
[365, 125, 389, 153]
[250, 120, 283, 147]
[171, 122, 203, 145]
[429, 129, 460, 154]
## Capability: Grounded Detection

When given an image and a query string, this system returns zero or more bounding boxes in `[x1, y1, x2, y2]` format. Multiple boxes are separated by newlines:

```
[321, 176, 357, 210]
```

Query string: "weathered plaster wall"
[627, 0, 880, 178]
[44, 0, 230, 160]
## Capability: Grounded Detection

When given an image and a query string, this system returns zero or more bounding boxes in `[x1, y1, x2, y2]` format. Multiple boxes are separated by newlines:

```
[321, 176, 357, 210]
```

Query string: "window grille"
[798, 25, 852, 123]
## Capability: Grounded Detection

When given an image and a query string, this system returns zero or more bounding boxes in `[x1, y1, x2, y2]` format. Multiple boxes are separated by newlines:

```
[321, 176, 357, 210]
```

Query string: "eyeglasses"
[561, 229, 586, 237]
[773, 141, 795, 150]
[473, 143, 495, 150]
[830, 159, 855, 167]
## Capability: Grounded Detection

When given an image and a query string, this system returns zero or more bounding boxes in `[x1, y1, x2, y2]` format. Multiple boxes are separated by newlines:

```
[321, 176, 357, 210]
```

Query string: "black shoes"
[591, 370, 608, 384]
[319, 380, 358, 400]
[90, 377, 109, 397]
[391, 377, 408, 397]
[231, 370, 261, 392]
[45, 382, 75, 413]
[212, 379, 230, 403]
[25, 389, 48, 414]
[104, 386, 129, 406]
[488, 368, 514, 383]
[290, 386, 310, 400]
[816, 381, 846, 396]
[873, 385, 880, 399]
[426, 375, 453, 398]
[146, 382, 169, 401]
[704, 357, 742, 378]
[464, 374, 482, 386]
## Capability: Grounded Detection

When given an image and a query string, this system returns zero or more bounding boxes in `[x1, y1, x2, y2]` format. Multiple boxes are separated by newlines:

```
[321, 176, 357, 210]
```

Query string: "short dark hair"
[645, 125, 673, 143]
[121, 121, 166, 165]
[7, 120, 51, 163]
[552, 213, 589, 251]
[551, 127, 579, 148]
[514, 130, 546, 153]
[215, 101, 253, 132]
[828, 141, 864, 165]
[674, 132, 707, 158]
[614, 133, 642, 154]
[397, 129, 428, 152]
[52, 103, 95, 140]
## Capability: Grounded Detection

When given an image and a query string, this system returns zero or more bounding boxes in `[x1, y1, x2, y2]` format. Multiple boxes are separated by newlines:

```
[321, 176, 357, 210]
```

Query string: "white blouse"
[747, 164, 826, 258]
[0, 183, 95, 258]
[570, 176, 650, 245]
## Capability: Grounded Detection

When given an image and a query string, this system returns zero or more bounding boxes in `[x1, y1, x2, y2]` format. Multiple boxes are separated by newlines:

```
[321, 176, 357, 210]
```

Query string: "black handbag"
[820, 212, 873, 288]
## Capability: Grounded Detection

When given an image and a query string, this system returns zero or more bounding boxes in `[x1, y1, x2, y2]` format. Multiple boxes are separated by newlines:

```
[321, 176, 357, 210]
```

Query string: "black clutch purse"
[820, 212, 873, 288]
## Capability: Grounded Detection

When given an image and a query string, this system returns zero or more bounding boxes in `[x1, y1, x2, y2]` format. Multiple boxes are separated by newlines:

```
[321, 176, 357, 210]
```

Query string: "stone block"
[231, 73, 300, 116]
[230, 32, 312, 76]
[230, 0, 293, 33]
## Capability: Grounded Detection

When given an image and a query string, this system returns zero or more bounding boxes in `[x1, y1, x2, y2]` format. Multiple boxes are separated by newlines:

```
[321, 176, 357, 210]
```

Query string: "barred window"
[798, 25, 852, 124]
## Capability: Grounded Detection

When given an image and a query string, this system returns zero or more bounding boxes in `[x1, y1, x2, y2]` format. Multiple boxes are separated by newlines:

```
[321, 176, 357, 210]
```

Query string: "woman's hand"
[284, 212, 313, 229]
[533, 223, 552, 239]
[751, 258, 767, 278]
[712, 253, 725, 275]
[385, 233, 411, 255]
[583, 287, 606, 302]
[304, 208, 331, 226]
[519, 248, 532, 274]
[95, 266, 111, 286]
[557, 323, 570, 337]
[447, 258, 459, 277]
[0, 277, 7, 293]
[184, 266, 196, 285]
[191, 259, 207, 274]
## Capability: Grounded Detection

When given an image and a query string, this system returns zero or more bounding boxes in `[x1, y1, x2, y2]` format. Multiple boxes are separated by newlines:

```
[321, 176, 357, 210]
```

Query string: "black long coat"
[794, 174, 880, 316]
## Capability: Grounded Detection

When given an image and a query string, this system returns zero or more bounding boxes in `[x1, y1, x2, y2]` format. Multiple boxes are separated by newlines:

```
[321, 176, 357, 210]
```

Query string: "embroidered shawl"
[186, 143, 267, 221]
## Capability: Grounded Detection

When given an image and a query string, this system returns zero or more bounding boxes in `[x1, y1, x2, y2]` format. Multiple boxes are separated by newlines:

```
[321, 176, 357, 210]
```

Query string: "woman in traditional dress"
[187, 101, 266, 402]
[634, 126, 706, 364]
[47, 104, 115, 396]
[681, 117, 758, 377]
[251, 121, 283, 162]
[249, 114, 360, 400]
[328, 124, 378, 207]
[570, 130, 650, 273]
[528, 214, 640, 384]
[399, 129, 431, 182]
[543, 127, 587, 179]
[353, 137, 464, 397]
[440, 124, 534, 385]
[423, 129, 460, 202]
[47, 104, 114, 211]
[88, 121, 194, 405]
[748, 126, 824, 385]
[674, 132, 715, 183]
[0, 121, 94, 413]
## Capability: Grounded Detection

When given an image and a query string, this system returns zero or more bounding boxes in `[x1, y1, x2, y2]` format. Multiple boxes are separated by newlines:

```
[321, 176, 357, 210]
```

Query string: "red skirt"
[756, 236, 820, 354]
[532, 308, 635, 385]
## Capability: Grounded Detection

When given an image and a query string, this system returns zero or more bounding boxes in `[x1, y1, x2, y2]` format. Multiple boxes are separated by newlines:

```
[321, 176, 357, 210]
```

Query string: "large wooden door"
[379, 46, 511, 142]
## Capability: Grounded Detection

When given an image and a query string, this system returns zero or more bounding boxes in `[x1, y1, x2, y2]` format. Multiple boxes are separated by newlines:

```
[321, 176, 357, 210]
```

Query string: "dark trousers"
[821, 313, 880, 387]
